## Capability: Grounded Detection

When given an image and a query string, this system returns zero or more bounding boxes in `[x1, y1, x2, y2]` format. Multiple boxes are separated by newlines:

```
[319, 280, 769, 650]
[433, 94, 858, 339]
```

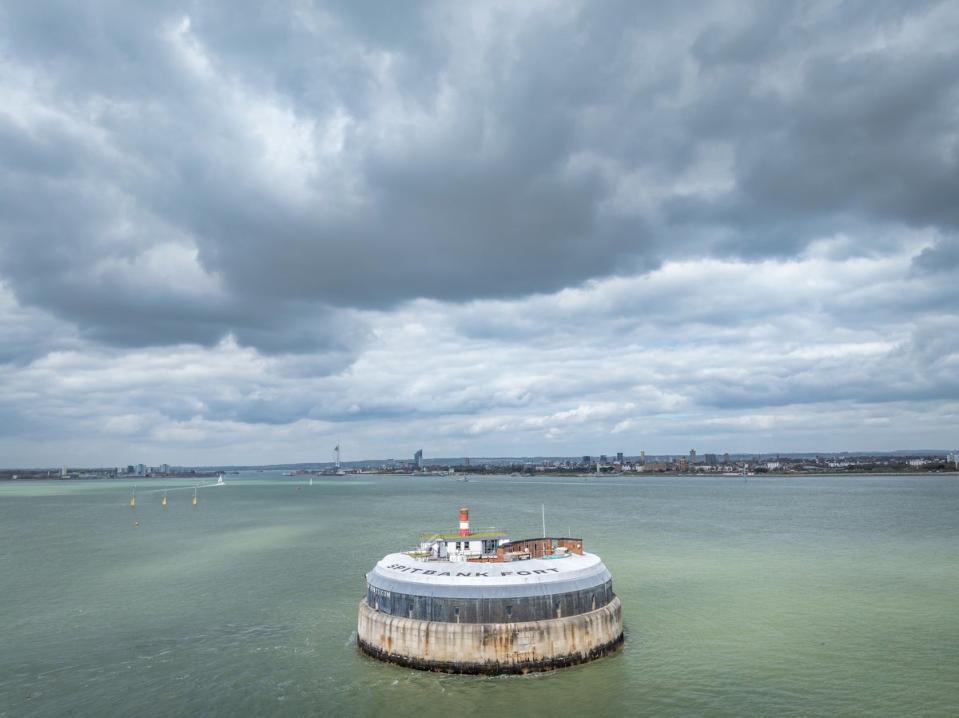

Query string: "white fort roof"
[367, 551, 612, 599]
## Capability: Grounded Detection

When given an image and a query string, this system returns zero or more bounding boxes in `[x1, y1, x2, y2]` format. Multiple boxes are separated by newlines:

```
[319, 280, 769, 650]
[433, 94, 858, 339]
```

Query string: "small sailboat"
[192, 487, 198, 507]
[216, 474, 225, 486]
[309, 476, 313, 487]
[129, 487, 137, 509]
[161, 493, 168, 509]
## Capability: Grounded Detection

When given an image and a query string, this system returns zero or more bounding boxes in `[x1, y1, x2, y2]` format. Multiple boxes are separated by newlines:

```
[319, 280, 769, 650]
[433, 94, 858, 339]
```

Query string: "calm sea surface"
[1, 473, 957, 717]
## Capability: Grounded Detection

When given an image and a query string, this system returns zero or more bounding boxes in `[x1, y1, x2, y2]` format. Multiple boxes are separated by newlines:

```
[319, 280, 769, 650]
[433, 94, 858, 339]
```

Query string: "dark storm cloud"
[912, 235, 959, 273]
[735, 50, 958, 224]
[2, 1, 957, 352]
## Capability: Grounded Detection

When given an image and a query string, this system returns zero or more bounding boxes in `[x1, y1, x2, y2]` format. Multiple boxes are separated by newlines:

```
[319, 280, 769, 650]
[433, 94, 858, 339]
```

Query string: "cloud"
[1, 2, 958, 463]
[2, 246, 958, 464]
[912, 235, 959, 273]
[3, 2, 958, 348]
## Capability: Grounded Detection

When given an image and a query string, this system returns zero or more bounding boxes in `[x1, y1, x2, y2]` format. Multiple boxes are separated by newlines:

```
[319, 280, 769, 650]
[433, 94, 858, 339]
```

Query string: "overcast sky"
[2, 1, 958, 466]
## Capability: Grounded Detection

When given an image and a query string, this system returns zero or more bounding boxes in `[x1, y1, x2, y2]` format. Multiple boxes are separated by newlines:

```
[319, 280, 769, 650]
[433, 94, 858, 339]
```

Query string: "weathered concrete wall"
[357, 595, 623, 674]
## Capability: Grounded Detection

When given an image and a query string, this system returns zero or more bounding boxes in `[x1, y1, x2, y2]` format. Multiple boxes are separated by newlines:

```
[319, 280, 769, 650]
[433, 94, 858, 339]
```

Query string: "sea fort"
[357, 507, 624, 674]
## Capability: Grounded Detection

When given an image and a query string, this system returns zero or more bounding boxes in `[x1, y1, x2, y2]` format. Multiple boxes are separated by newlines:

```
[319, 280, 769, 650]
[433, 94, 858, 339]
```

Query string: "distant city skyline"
[1, 2, 958, 466]
[8, 448, 957, 478]
[6, 447, 958, 472]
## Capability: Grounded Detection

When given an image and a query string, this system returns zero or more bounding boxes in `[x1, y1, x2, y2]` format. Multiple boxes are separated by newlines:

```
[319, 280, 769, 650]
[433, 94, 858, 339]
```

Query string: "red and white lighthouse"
[459, 507, 470, 537]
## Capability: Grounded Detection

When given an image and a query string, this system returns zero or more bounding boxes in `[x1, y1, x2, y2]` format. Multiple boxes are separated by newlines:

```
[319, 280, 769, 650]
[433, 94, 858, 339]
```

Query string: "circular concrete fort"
[357, 507, 623, 674]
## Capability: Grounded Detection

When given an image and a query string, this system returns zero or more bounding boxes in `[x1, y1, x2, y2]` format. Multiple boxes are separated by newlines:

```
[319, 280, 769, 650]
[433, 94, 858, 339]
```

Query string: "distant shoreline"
[2, 470, 957, 481]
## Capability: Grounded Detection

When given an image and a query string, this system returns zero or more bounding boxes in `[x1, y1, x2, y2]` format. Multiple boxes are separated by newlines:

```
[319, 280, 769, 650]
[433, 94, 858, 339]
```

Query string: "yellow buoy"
[161, 494, 168, 509]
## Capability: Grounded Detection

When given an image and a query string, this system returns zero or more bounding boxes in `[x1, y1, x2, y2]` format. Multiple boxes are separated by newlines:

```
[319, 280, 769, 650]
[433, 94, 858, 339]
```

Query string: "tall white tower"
[334, 445, 341, 470]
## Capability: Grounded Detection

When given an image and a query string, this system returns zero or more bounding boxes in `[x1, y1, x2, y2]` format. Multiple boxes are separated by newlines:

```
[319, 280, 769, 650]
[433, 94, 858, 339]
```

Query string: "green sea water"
[1, 473, 957, 717]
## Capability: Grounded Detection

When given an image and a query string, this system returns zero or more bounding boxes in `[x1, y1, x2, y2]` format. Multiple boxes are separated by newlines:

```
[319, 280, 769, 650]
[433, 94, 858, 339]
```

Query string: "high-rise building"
[600, 454, 608, 465]
[704, 454, 718, 466]
[414, 449, 423, 469]
[722, 453, 730, 465]
[616, 452, 624, 464]
[689, 449, 697, 464]
[640, 450, 646, 465]
[582, 455, 591, 466]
